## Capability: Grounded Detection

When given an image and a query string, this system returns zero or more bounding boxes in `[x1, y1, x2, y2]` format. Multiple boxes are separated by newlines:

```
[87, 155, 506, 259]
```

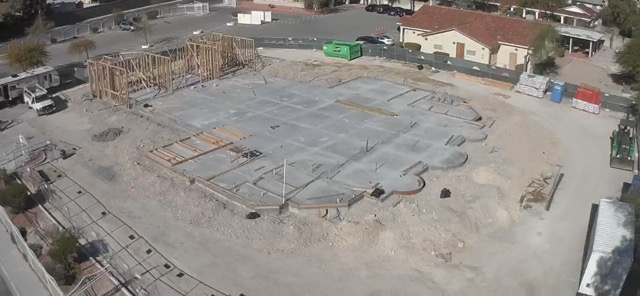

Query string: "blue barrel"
[551, 81, 565, 103]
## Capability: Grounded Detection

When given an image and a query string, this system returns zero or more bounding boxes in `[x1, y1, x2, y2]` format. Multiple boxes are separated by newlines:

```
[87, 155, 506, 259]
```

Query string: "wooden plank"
[198, 132, 231, 147]
[335, 100, 398, 117]
[156, 148, 186, 162]
[175, 141, 203, 154]
[222, 124, 251, 137]
[150, 150, 173, 161]
[213, 127, 243, 141]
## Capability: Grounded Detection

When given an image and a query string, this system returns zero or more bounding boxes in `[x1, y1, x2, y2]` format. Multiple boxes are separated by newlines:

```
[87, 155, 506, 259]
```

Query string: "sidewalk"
[0, 227, 51, 296]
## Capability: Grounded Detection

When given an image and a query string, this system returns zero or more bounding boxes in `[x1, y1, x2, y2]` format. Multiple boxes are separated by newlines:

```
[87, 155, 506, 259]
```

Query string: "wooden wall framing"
[87, 52, 173, 108]
[173, 33, 258, 88]
[88, 33, 258, 107]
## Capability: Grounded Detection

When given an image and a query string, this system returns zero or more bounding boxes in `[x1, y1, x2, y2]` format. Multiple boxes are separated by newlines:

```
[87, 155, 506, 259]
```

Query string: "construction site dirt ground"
[0, 49, 632, 295]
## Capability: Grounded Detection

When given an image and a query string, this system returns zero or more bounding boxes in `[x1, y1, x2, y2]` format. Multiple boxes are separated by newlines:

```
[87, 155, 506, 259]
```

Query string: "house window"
[466, 50, 476, 56]
[434, 44, 443, 50]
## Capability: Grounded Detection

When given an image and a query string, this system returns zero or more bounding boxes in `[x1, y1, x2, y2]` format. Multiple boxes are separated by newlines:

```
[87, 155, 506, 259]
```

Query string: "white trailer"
[23, 84, 56, 116]
[0, 66, 60, 105]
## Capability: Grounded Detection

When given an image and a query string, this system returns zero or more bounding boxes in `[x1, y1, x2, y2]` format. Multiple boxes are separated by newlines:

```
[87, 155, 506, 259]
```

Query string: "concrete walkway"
[0, 227, 51, 296]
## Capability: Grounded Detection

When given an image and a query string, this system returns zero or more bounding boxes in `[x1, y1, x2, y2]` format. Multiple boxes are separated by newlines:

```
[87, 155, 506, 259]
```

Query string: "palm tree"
[67, 38, 97, 60]
[4, 42, 50, 71]
[136, 20, 153, 46]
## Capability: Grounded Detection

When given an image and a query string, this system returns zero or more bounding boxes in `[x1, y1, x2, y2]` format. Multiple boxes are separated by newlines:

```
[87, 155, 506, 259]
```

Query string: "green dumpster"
[322, 40, 362, 61]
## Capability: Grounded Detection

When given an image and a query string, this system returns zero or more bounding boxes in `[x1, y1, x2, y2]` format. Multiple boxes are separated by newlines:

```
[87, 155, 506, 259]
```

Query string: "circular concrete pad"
[462, 130, 488, 142]
[426, 146, 468, 170]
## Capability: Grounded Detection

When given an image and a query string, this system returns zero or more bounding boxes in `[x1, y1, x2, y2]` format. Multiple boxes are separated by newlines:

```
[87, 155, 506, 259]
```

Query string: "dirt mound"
[92, 128, 124, 143]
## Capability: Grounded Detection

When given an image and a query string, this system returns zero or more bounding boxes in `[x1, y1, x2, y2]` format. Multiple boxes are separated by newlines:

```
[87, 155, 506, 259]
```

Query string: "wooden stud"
[174, 141, 203, 154]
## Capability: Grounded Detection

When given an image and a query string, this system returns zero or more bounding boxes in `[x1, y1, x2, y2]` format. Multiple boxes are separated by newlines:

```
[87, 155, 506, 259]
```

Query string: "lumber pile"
[514, 72, 549, 98]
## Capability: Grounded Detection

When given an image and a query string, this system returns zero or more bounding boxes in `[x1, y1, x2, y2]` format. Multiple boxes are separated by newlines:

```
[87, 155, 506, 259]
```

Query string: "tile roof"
[400, 6, 549, 48]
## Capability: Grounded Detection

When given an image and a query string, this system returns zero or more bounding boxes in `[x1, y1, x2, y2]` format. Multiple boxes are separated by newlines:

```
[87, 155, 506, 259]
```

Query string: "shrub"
[28, 243, 43, 257]
[112, 9, 125, 24]
[555, 47, 565, 57]
[433, 51, 450, 57]
[146, 10, 159, 20]
[132, 16, 142, 23]
[515, 64, 524, 72]
[0, 183, 29, 213]
[231, 11, 239, 17]
[403, 42, 421, 51]
[90, 26, 99, 34]
[50, 38, 57, 44]
[48, 232, 82, 285]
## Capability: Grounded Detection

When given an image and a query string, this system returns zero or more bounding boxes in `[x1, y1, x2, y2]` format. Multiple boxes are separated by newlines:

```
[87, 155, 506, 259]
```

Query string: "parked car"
[365, 4, 378, 12]
[119, 20, 137, 31]
[387, 7, 414, 16]
[376, 4, 392, 14]
[356, 36, 384, 45]
[376, 35, 395, 45]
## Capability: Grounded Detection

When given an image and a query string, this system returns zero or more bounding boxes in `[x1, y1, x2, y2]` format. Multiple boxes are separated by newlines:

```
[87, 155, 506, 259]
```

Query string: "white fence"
[0, 207, 64, 296]
[180, 1, 211, 15]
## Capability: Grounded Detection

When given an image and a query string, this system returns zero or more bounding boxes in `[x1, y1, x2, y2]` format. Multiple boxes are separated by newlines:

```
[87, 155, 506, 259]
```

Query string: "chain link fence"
[253, 37, 634, 113]
[0, 206, 64, 296]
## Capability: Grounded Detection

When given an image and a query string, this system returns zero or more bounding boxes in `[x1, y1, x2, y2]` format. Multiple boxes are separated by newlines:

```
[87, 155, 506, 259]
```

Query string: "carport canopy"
[554, 25, 605, 58]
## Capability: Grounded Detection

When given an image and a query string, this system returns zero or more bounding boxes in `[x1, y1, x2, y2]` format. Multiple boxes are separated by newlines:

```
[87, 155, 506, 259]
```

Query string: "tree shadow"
[608, 72, 636, 87]
[533, 57, 558, 75]
[80, 239, 110, 261]
[585, 198, 637, 295]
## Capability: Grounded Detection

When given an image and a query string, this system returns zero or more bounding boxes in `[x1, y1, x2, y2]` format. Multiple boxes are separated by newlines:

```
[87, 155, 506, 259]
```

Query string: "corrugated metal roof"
[578, 199, 635, 295]
[593, 199, 634, 253]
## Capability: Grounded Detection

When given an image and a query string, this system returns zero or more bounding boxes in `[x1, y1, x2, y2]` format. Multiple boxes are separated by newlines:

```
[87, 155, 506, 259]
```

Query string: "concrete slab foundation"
[143, 76, 486, 211]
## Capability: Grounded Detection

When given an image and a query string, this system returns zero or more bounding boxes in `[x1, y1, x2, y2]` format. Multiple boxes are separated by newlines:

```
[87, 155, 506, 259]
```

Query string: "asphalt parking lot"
[0, 6, 401, 77]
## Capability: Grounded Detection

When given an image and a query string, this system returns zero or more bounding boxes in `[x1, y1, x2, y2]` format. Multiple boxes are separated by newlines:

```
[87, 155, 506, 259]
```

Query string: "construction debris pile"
[92, 128, 124, 142]
[514, 73, 549, 98]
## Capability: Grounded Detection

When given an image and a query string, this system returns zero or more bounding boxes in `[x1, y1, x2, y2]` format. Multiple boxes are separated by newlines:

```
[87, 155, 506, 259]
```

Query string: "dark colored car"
[356, 36, 384, 45]
[365, 4, 378, 12]
[376, 4, 392, 14]
[387, 7, 414, 16]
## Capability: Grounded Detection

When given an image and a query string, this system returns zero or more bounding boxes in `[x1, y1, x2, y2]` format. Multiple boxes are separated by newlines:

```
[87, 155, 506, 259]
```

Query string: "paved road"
[0, 225, 51, 296]
[0, 6, 400, 76]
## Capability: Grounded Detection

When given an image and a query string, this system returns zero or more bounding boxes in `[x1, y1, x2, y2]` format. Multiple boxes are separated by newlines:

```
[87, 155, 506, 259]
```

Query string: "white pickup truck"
[23, 84, 56, 116]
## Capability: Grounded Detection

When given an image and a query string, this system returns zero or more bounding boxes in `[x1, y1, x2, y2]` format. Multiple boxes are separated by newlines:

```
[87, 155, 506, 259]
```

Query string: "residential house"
[399, 5, 549, 71]
[488, 0, 600, 28]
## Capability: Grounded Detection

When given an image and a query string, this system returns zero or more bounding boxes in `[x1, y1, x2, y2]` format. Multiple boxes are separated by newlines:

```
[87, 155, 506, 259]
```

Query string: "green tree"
[0, 183, 29, 213]
[47, 231, 82, 284]
[25, 15, 53, 37]
[9, 0, 48, 23]
[4, 41, 50, 71]
[517, 0, 565, 14]
[615, 37, 640, 93]
[529, 25, 559, 74]
[603, 0, 637, 47]
[136, 20, 153, 46]
[67, 38, 96, 60]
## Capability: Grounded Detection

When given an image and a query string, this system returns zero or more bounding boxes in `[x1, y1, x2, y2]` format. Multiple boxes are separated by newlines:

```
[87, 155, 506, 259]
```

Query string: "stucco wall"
[401, 28, 490, 64]
[495, 44, 529, 70]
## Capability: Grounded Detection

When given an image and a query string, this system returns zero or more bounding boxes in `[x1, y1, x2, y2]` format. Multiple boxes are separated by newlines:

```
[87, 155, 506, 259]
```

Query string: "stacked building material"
[571, 84, 601, 115]
[514, 73, 549, 98]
